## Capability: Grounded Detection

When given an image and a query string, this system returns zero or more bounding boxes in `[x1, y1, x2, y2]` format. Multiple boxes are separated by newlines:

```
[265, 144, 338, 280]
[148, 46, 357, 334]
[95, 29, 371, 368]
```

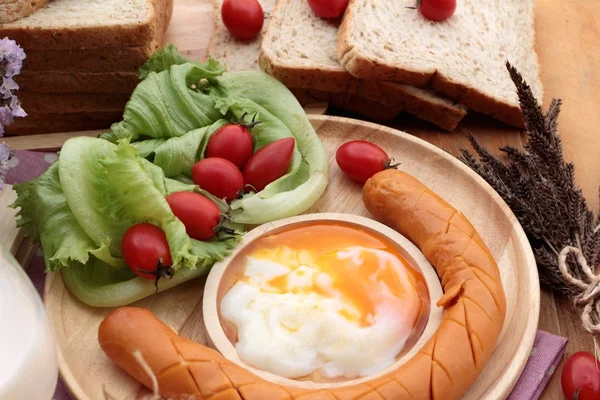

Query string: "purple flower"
[0, 142, 10, 190]
[0, 37, 26, 77]
[0, 37, 26, 137]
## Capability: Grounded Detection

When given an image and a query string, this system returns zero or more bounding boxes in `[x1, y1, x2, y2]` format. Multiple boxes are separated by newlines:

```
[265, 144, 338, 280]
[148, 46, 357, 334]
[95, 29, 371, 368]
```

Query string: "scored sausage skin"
[98, 169, 506, 400]
[362, 169, 507, 400]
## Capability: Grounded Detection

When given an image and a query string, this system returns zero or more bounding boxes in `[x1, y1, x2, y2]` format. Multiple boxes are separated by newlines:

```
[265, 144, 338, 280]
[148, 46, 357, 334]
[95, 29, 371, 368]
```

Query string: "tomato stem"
[214, 214, 238, 237]
[385, 158, 402, 170]
[406, 0, 420, 9]
[243, 183, 259, 194]
[135, 258, 174, 293]
[235, 112, 262, 129]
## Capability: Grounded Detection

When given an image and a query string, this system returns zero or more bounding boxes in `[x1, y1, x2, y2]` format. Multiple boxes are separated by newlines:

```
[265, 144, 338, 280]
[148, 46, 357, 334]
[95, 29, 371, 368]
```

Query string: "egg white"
[220, 247, 419, 379]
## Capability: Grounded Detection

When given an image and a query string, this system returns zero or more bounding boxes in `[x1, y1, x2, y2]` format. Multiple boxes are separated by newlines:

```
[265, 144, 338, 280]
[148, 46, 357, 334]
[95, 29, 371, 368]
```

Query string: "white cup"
[0, 244, 58, 400]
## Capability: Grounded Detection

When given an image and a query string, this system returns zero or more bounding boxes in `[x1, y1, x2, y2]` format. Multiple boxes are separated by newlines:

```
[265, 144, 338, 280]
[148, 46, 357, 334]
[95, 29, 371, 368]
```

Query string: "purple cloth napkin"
[4, 148, 569, 400]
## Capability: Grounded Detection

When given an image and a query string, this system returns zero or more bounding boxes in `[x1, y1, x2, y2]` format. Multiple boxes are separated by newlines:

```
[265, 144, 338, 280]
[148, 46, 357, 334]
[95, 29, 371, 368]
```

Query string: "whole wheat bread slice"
[4, 118, 115, 135]
[259, 0, 466, 131]
[0, 0, 53, 24]
[206, 0, 402, 122]
[338, 0, 543, 128]
[15, 71, 139, 93]
[18, 92, 129, 113]
[0, 0, 173, 50]
[22, 41, 160, 73]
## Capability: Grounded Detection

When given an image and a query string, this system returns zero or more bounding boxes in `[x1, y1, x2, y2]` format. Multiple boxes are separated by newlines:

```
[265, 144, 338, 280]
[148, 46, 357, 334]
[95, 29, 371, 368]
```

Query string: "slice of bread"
[4, 118, 115, 135]
[18, 92, 129, 113]
[0, 0, 53, 24]
[291, 89, 400, 121]
[23, 111, 123, 121]
[0, 0, 173, 50]
[206, 0, 402, 122]
[338, 0, 543, 128]
[15, 71, 139, 93]
[259, 0, 466, 131]
[22, 41, 159, 73]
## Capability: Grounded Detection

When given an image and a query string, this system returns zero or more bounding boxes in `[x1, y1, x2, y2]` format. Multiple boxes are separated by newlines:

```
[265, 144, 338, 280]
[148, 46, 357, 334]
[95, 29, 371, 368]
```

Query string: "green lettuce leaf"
[61, 234, 239, 308]
[139, 44, 226, 80]
[58, 137, 200, 269]
[11, 163, 119, 271]
[216, 72, 329, 223]
[101, 47, 330, 225]
[101, 62, 225, 143]
[151, 120, 229, 177]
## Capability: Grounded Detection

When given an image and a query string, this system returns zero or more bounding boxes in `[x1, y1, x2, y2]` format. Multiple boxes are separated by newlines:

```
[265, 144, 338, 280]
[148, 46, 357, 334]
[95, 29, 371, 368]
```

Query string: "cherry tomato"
[166, 192, 221, 241]
[561, 352, 600, 400]
[417, 0, 456, 22]
[206, 124, 254, 168]
[221, 0, 264, 40]
[243, 137, 295, 192]
[307, 0, 349, 18]
[192, 158, 245, 201]
[336, 140, 396, 184]
[122, 223, 173, 283]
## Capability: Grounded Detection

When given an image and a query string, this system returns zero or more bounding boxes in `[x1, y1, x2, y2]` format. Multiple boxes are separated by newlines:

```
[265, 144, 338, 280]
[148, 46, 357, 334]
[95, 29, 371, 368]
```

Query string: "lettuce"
[11, 46, 328, 307]
[102, 46, 329, 225]
[12, 137, 240, 307]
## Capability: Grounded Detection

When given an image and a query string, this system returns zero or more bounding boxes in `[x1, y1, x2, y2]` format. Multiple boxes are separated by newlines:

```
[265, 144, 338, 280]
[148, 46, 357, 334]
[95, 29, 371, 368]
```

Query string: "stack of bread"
[208, 0, 542, 131]
[0, 0, 173, 135]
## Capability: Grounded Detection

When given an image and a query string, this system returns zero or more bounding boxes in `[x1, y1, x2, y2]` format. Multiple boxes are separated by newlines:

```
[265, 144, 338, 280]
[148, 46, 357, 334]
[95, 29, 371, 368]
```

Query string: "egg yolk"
[219, 222, 429, 381]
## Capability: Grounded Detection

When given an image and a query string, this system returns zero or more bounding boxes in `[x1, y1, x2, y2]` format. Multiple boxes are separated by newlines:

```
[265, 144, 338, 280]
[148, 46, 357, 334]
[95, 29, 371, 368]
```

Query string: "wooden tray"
[37, 115, 540, 400]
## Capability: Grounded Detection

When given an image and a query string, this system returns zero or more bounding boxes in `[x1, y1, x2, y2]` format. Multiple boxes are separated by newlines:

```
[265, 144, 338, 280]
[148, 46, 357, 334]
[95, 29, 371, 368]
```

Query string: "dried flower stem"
[460, 62, 600, 334]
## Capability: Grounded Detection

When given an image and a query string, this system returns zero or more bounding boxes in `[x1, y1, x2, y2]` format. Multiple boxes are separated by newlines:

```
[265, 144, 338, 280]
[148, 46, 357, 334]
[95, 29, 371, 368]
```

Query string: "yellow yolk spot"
[220, 222, 429, 381]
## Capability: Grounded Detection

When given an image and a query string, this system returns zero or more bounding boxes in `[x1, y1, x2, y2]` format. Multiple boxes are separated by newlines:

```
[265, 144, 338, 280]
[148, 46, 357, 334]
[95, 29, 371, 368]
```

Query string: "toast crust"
[337, 0, 541, 129]
[260, 0, 466, 131]
[260, 50, 466, 131]
[16, 71, 139, 93]
[0, 0, 174, 50]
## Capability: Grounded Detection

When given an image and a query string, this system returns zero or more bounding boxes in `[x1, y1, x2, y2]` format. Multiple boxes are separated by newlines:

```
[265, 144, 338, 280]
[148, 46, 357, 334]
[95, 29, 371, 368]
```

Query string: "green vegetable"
[101, 46, 329, 225]
[12, 138, 240, 307]
[12, 45, 328, 307]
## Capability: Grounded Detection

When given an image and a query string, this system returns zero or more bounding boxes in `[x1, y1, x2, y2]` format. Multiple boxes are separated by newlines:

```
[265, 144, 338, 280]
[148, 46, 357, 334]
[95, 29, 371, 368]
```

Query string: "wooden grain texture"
[203, 213, 445, 388]
[42, 116, 539, 400]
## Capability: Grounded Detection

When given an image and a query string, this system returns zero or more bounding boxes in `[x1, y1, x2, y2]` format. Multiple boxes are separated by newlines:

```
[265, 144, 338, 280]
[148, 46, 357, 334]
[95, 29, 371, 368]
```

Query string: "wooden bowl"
[203, 212, 444, 389]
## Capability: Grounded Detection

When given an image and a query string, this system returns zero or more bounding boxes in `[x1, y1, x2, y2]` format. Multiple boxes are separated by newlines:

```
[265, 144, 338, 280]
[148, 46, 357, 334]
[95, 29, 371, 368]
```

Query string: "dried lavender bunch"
[460, 62, 600, 333]
[0, 37, 27, 136]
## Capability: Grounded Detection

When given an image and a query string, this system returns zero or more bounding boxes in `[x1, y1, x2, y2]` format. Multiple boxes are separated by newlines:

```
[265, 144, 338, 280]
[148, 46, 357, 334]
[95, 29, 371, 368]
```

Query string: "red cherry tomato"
[166, 192, 221, 241]
[307, 0, 349, 18]
[417, 0, 456, 22]
[192, 158, 245, 201]
[336, 140, 395, 184]
[221, 0, 264, 40]
[122, 223, 173, 281]
[243, 137, 295, 192]
[206, 124, 254, 168]
[561, 352, 600, 400]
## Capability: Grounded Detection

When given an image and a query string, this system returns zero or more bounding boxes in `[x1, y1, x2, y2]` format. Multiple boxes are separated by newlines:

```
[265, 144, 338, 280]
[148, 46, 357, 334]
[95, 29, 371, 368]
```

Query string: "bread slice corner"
[0, 0, 54, 24]
[0, 0, 174, 50]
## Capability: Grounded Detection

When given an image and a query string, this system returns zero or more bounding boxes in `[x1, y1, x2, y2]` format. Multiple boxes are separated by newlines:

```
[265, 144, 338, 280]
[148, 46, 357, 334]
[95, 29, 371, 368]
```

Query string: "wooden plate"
[44, 115, 540, 400]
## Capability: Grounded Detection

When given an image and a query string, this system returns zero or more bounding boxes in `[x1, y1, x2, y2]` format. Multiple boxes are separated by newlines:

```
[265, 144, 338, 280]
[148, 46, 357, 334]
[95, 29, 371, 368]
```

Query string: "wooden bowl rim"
[203, 212, 445, 389]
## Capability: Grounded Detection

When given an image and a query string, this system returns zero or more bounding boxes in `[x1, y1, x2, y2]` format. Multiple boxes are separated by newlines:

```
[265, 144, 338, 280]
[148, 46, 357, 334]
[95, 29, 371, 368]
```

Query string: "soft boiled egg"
[219, 222, 429, 381]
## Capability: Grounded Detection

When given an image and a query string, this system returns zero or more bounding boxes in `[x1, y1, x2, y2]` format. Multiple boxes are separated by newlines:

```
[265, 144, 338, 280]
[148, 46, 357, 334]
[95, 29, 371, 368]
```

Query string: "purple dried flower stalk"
[0, 37, 27, 136]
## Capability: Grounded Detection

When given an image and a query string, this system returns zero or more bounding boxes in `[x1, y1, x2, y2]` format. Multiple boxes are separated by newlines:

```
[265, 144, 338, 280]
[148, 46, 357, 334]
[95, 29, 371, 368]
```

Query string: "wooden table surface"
[3, 0, 599, 398]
